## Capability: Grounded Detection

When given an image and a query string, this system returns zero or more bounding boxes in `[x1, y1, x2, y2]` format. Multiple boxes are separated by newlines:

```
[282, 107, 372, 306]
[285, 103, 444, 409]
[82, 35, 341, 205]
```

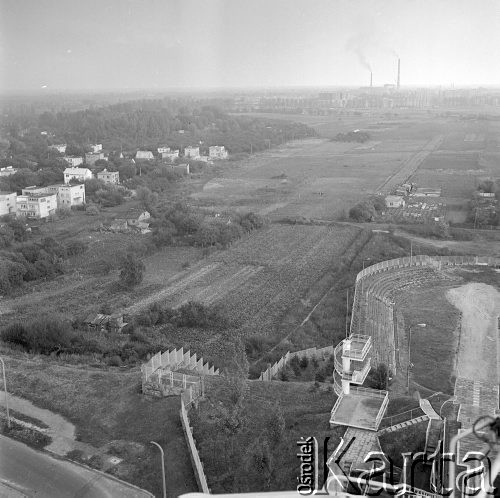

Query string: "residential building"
[0, 192, 17, 216]
[209, 145, 228, 159]
[135, 150, 154, 160]
[63, 156, 84, 167]
[385, 195, 405, 208]
[64, 167, 93, 184]
[157, 146, 170, 154]
[16, 192, 57, 219]
[197, 156, 212, 164]
[184, 146, 200, 159]
[85, 151, 106, 165]
[161, 150, 180, 162]
[0, 166, 17, 177]
[97, 169, 119, 184]
[49, 144, 67, 154]
[22, 184, 86, 208]
[89, 144, 102, 153]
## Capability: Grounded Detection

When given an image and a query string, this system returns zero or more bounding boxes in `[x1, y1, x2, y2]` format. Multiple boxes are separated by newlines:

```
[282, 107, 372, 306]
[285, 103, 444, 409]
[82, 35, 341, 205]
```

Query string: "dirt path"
[0, 390, 85, 455]
[446, 282, 500, 383]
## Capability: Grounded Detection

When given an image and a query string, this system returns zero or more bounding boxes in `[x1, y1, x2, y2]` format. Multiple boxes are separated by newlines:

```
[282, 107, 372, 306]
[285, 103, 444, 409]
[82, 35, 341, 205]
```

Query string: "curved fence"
[356, 255, 499, 284]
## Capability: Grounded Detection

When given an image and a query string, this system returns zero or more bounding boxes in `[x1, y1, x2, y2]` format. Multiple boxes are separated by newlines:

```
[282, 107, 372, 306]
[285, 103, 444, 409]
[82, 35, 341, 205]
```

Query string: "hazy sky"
[2, 0, 500, 91]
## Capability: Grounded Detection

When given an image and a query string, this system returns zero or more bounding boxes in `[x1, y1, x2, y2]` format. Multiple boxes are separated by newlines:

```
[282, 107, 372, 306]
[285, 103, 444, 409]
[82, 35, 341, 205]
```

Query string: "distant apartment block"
[97, 169, 119, 184]
[184, 146, 200, 158]
[49, 144, 67, 154]
[85, 151, 106, 166]
[0, 192, 17, 216]
[17, 192, 57, 219]
[157, 146, 170, 154]
[135, 150, 154, 160]
[89, 144, 102, 153]
[161, 150, 180, 162]
[64, 167, 93, 184]
[209, 145, 228, 159]
[63, 156, 84, 167]
[0, 166, 17, 177]
[22, 184, 85, 208]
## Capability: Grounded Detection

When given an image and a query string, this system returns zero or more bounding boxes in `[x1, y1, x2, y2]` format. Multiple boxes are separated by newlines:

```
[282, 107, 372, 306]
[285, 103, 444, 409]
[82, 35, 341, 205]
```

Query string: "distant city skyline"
[2, 0, 500, 92]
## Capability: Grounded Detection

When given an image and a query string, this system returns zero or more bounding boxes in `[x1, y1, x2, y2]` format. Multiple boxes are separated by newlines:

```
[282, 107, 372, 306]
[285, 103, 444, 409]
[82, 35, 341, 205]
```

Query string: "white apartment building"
[22, 184, 85, 208]
[64, 167, 93, 184]
[64, 156, 84, 167]
[0, 192, 17, 216]
[184, 146, 200, 159]
[0, 166, 17, 177]
[208, 145, 228, 159]
[17, 193, 57, 219]
[157, 146, 170, 154]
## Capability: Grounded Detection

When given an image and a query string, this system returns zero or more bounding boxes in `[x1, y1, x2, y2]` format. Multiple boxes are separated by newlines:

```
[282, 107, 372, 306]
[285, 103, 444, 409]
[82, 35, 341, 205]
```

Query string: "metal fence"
[379, 407, 426, 429]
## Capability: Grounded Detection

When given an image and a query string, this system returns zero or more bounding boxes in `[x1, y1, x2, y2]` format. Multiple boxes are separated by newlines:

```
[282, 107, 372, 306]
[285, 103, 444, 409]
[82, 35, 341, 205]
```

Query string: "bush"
[1, 318, 73, 354]
[119, 253, 145, 287]
[66, 240, 88, 256]
[107, 355, 123, 367]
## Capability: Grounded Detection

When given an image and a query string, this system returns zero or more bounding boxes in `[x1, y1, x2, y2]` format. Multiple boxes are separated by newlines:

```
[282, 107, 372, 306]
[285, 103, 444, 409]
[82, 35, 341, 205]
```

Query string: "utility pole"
[345, 289, 349, 339]
[150, 441, 166, 498]
[410, 240, 413, 265]
[407, 326, 411, 393]
[0, 356, 10, 428]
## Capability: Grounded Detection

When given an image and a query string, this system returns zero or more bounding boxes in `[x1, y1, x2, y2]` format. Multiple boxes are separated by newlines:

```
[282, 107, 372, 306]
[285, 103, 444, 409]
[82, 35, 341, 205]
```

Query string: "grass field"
[0, 351, 197, 498]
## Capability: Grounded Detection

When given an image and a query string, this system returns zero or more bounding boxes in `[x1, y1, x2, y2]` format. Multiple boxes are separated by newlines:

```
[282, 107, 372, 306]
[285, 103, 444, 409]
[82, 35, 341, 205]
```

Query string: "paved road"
[0, 435, 153, 498]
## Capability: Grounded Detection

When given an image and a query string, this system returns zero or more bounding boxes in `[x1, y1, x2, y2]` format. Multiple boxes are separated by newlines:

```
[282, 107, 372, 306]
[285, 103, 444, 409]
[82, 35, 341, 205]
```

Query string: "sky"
[2, 0, 500, 91]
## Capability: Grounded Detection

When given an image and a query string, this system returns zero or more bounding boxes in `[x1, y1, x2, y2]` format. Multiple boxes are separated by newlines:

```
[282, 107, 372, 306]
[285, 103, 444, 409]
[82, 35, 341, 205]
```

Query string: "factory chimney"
[370, 71, 373, 87]
[397, 58, 400, 89]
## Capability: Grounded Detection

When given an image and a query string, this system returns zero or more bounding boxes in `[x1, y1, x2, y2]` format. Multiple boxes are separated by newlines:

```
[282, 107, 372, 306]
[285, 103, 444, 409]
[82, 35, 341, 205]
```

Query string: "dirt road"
[446, 282, 500, 383]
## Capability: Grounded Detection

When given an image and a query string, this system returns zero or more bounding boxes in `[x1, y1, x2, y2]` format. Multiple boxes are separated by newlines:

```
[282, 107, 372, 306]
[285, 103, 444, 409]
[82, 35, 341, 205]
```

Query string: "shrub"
[107, 355, 123, 367]
[1, 318, 73, 354]
[299, 356, 309, 369]
[119, 253, 145, 287]
[66, 240, 88, 256]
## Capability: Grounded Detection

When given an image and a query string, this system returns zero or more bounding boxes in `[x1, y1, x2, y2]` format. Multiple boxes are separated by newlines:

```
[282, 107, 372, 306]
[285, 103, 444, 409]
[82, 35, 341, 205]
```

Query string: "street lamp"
[0, 356, 10, 428]
[150, 441, 166, 498]
[407, 323, 426, 393]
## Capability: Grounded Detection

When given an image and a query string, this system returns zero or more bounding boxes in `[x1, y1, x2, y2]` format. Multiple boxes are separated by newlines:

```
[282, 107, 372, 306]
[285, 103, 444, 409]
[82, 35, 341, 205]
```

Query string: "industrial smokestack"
[370, 71, 373, 87]
[397, 58, 400, 89]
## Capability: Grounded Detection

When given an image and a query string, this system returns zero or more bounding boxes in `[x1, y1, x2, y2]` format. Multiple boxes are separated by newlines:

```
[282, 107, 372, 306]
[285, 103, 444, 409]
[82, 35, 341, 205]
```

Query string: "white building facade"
[64, 167, 93, 184]
[0, 192, 17, 216]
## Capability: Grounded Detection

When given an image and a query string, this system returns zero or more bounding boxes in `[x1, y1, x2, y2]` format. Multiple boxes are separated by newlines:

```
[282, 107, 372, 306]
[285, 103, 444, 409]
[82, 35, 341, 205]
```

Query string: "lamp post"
[0, 356, 10, 428]
[407, 323, 426, 393]
[150, 441, 166, 498]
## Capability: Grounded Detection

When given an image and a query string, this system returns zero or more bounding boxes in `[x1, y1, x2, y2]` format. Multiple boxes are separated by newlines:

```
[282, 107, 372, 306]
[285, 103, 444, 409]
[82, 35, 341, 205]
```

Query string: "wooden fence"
[180, 399, 210, 494]
[258, 345, 334, 381]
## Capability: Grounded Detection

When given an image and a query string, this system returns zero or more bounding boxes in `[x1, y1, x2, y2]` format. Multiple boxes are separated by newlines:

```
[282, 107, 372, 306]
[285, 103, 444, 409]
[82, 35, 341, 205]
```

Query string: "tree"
[119, 253, 145, 287]
[136, 186, 158, 211]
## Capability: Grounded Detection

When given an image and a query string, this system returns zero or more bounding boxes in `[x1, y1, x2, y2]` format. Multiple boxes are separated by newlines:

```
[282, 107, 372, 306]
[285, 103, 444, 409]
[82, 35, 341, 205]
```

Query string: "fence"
[378, 407, 426, 429]
[142, 347, 219, 383]
[356, 255, 499, 284]
[180, 399, 210, 493]
[258, 345, 335, 381]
